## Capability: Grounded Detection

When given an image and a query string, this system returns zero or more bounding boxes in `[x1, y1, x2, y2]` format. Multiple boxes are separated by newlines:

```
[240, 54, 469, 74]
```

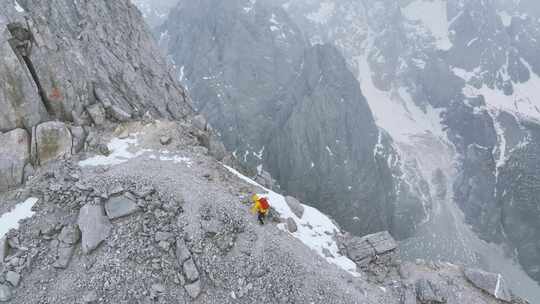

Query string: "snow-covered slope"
[223, 165, 361, 277]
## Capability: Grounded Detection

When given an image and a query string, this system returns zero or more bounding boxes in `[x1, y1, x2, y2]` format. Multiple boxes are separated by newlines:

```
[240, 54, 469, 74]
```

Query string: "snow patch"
[356, 55, 447, 144]
[458, 59, 540, 122]
[79, 137, 145, 167]
[0, 197, 38, 238]
[402, 0, 452, 50]
[223, 165, 361, 277]
[14, 0, 24, 12]
[306, 2, 335, 25]
[243, 0, 257, 13]
[498, 11, 512, 27]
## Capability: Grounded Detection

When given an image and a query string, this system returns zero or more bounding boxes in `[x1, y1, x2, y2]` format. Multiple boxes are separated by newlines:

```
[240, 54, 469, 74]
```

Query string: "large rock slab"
[78, 204, 112, 254]
[0, 128, 30, 190]
[105, 195, 140, 220]
[464, 268, 512, 302]
[342, 231, 398, 266]
[0, 284, 12, 302]
[184, 280, 201, 299]
[32, 121, 72, 165]
[415, 279, 446, 303]
[183, 258, 200, 283]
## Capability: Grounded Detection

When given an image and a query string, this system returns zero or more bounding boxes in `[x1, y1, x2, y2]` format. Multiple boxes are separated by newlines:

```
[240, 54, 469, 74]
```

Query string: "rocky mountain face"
[0, 0, 535, 303]
[156, 0, 431, 241]
[0, 0, 192, 191]
[145, 0, 540, 300]
[130, 0, 178, 28]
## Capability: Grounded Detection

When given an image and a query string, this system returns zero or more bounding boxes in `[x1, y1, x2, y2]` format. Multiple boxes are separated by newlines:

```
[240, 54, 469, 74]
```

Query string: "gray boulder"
[176, 238, 191, 264]
[78, 204, 112, 254]
[159, 136, 172, 145]
[0, 128, 30, 190]
[286, 218, 298, 233]
[70, 126, 87, 154]
[415, 279, 446, 303]
[82, 290, 98, 303]
[192, 114, 208, 131]
[285, 196, 304, 218]
[32, 121, 72, 165]
[342, 231, 398, 266]
[464, 268, 512, 302]
[0, 237, 9, 261]
[53, 244, 75, 269]
[58, 225, 81, 245]
[0, 284, 12, 302]
[86, 103, 106, 126]
[5, 271, 20, 287]
[108, 105, 132, 122]
[183, 258, 200, 283]
[208, 136, 226, 161]
[105, 195, 140, 220]
[184, 280, 201, 299]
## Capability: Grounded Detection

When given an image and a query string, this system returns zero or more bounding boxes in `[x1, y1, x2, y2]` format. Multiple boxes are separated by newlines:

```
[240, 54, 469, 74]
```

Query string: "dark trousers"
[258, 212, 266, 225]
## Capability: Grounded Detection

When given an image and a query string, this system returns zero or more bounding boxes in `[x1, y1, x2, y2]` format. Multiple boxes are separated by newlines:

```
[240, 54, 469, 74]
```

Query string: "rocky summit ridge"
[0, 0, 533, 303]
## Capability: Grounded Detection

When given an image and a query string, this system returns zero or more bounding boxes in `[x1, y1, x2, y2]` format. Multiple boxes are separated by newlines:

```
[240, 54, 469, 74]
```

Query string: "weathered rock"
[184, 280, 201, 299]
[464, 268, 512, 302]
[176, 238, 191, 264]
[341, 231, 398, 266]
[0, 284, 12, 302]
[86, 104, 106, 126]
[285, 196, 304, 218]
[0, 128, 30, 190]
[58, 225, 81, 245]
[183, 258, 200, 283]
[151, 283, 166, 293]
[286, 218, 298, 233]
[104, 195, 140, 220]
[82, 290, 98, 303]
[109, 105, 131, 122]
[78, 204, 112, 254]
[5, 271, 20, 287]
[0, 237, 8, 261]
[159, 136, 172, 145]
[208, 137, 226, 161]
[70, 125, 87, 154]
[415, 279, 446, 303]
[32, 121, 72, 165]
[192, 114, 208, 131]
[155, 231, 174, 242]
[23, 163, 35, 182]
[53, 244, 75, 269]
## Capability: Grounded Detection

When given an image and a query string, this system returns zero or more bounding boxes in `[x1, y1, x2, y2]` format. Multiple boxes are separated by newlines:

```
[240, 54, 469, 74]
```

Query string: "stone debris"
[286, 217, 298, 233]
[0, 129, 30, 190]
[78, 204, 112, 254]
[415, 279, 446, 303]
[105, 195, 140, 220]
[32, 121, 73, 165]
[5, 271, 21, 287]
[0, 284, 12, 302]
[464, 268, 512, 302]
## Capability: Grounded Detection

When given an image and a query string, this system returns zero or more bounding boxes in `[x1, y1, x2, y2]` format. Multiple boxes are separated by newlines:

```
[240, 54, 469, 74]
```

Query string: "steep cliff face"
[265, 44, 395, 235]
[156, 0, 425, 237]
[0, 0, 191, 134]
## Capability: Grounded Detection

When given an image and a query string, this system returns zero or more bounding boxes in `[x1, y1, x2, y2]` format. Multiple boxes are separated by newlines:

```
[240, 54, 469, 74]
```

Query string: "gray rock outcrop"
[0, 128, 30, 190]
[78, 204, 112, 254]
[31, 121, 72, 165]
[464, 268, 512, 302]
[105, 195, 140, 220]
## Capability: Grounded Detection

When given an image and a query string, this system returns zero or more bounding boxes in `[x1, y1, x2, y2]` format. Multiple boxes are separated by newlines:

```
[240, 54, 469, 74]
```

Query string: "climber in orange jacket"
[251, 194, 270, 225]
